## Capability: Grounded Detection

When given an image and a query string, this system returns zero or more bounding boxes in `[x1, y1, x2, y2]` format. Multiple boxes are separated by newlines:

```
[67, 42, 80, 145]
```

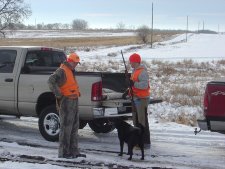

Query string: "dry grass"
[0, 36, 139, 49]
[170, 86, 199, 97]
[161, 66, 177, 75]
[149, 59, 225, 108]
[0, 30, 178, 49]
[175, 112, 198, 126]
[217, 59, 225, 65]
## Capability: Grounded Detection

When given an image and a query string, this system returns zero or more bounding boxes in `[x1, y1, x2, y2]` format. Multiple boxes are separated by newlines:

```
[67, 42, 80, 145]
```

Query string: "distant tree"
[13, 22, 26, 29]
[45, 23, 61, 30]
[34, 23, 68, 30]
[116, 22, 125, 30]
[36, 23, 44, 30]
[72, 19, 88, 30]
[198, 29, 217, 34]
[61, 23, 70, 29]
[0, 0, 31, 37]
[26, 25, 35, 30]
[53, 23, 61, 29]
[45, 24, 53, 30]
[136, 25, 151, 43]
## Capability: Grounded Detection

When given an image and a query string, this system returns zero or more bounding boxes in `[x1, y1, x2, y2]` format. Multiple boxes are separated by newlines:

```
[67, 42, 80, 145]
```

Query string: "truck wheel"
[88, 119, 115, 133]
[79, 120, 87, 129]
[39, 105, 60, 142]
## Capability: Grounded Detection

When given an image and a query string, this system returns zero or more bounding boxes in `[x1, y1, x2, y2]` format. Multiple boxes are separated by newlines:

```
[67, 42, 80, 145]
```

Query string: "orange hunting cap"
[129, 53, 141, 63]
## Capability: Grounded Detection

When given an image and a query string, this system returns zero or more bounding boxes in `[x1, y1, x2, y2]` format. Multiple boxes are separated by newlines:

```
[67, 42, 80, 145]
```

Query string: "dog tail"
[136, 123, 145, 135]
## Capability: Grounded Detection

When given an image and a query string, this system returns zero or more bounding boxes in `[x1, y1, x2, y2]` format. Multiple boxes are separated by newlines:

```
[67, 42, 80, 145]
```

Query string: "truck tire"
[38, 105, 60, 142]
[79, 120, 87, 129]
[39, 105, 88, 141]
[88, 119, 115, 133]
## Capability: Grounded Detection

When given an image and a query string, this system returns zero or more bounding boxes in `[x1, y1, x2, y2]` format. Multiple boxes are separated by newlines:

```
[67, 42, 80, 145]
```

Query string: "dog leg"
[139, 143, 144, 160]
[118, 141, 124, 156]
[127, 144, 133, 160]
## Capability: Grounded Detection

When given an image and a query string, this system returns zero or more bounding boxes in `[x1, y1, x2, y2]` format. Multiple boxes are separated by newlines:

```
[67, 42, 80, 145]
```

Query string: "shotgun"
[121, 50, 134, 100]
[121, 50, 138, 123]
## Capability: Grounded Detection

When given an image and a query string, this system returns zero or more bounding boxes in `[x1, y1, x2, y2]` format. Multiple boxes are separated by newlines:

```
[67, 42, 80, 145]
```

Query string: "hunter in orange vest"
[59, 63, 80, 98]
[48, 52, 86, 159]
[127, 53, 151, 147]
[59, 52, 80, 99]
[130, 67, 150, 98]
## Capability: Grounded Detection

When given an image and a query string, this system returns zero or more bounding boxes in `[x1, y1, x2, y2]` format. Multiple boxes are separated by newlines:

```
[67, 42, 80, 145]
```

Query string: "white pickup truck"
[0, 46, 161, 142]
[0, 46, 138, 142]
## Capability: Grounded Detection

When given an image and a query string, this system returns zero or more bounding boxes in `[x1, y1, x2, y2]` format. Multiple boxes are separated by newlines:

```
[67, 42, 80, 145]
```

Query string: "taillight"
[203, 90, 208, 113]
[91, 81, 102, 101]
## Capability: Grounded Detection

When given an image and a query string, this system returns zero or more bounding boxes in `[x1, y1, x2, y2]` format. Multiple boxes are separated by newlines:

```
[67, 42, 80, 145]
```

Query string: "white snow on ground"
[0, 116, 225, 169]
[4, 30, 135, 38]
[75, 33, 225, 62]
[1, 32, 225, 169]
[153, 33, 225, 61]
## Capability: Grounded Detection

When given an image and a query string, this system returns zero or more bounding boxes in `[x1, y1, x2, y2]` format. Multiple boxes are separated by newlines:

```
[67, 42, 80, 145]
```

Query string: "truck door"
[17, 49, 66, 116]
[0, 49, 21, 114]
[208, 83, 225, 117]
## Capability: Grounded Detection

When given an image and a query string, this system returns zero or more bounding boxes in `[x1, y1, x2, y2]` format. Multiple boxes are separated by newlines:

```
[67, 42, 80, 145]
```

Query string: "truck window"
[25, 51, 66, 68]
[0, 50, 17, 73]
[22, 50, 66, 74]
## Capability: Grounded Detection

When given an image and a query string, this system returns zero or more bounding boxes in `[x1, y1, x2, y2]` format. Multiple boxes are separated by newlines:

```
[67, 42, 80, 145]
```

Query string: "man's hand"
[122, 88, 129, 99]
[129, 80, 134, 86]
[55, 95, 62, 111]
[125, 79, 134, 87]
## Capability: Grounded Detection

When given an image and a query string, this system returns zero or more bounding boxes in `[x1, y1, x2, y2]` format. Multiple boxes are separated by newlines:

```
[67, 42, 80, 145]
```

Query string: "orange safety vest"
[59, 64, 80, 99]
[130, 67, 150, 98]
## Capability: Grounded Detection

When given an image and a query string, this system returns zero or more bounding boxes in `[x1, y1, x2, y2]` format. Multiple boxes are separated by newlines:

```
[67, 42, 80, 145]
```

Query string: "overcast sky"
[24, 0, 225, 32]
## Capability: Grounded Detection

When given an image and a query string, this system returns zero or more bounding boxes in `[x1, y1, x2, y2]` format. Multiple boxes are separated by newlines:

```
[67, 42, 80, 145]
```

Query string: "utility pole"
[186, 16, 188, 42]
[218, 24, 220, 34]
[203, 21, 204, 30]
[150, 2, 154, 48]
[198, 21, 200, 33]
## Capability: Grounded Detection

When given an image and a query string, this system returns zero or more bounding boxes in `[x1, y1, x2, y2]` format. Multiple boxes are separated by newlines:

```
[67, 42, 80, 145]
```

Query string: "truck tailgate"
[100, 98, 163, 117]
[102, 98, 163, 107]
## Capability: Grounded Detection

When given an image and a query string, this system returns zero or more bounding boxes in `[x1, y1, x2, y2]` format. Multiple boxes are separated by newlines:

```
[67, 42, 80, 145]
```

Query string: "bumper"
[197, 119, 208, 130]
[93, 107, 132, 119]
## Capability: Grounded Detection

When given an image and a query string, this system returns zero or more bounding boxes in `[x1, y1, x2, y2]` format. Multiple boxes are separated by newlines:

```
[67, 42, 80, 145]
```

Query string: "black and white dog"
[114, 119, 144, 160]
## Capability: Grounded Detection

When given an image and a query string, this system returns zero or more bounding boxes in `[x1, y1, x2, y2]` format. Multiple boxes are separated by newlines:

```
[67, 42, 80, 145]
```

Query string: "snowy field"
[74, 33, 225, 62]
[4, 30, 135, 38]
[74, 33, 225, 126]
[1, 32, 225, 169]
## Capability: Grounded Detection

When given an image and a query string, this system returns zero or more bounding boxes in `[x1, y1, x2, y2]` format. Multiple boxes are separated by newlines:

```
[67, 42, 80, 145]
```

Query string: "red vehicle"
[197, 81, 225, 134]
